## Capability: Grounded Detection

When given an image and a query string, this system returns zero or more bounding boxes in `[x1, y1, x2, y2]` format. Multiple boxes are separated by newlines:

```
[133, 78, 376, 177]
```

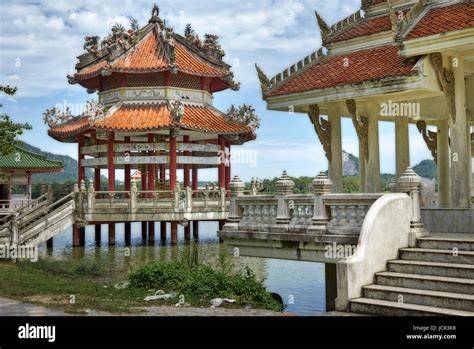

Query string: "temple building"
[257, 0, 473, 208]
[45, 4, 256, 245]
[0, 146, 63, 211]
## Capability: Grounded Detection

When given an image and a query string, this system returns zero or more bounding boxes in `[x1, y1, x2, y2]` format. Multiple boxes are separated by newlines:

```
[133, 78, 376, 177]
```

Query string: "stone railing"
[225, 168, 427, 240]
[73, 179, 228, 219]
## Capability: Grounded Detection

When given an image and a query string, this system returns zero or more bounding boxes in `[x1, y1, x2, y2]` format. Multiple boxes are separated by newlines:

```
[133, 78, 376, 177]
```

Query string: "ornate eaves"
[346, 99, 369, 160]
[308, 104, 332, 161]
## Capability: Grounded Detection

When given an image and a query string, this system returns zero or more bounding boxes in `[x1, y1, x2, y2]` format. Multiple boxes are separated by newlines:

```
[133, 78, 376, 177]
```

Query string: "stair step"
[362, 284, 474, 311]
[375, 272, 474, 294]
[417, 237, 474, 251]
[400, 248, 474, 264]
[387, 260, 474, 279]
[350, 298, 474, 316]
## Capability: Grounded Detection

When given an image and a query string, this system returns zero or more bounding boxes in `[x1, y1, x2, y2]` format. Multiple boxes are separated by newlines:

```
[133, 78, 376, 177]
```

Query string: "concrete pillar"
[171, 222, 178, 245]
[169, 130, 177, 190]
[366, 103, 381, 192]
[108, 132, 116, 246]
[450, 56, 471, 208]
[148, 221, 155, 244]
[328, 106, 343, 193]
[395, 116, 410, 183]
[160, 221, 167, 242]
[218, 135, 226, 189]
[325, 263, 337, 312]
[193, 220, 199, 239]
[125, 222, 131, 245]
[79, 226, 85, 246]
[437, 120, 451, 207]
[184, 224, 191, 241]
[95, 224, 101, 245]
[73, 224, 80, 247]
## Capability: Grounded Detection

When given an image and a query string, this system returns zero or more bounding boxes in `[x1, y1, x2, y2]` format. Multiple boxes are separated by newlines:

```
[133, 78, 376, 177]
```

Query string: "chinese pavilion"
[46, 4, 255, 245]
[0, 146, 63, 211]
[257, 0, 473, 208]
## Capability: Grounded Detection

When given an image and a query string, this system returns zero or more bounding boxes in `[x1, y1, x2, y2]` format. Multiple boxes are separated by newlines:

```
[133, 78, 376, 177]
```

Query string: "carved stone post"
[227, 175, 245, 224]
[276, 171, 294, 225]
[87, 179, 95, 213]
[47, 185, 54, 204]
[185, 186, 192, 213]
[399, 167, 429, 246]
[11, 213, 19, 246]
[389, 177, 397, 193]
[308, 171, 332, 233]
[130, 178, 137, 212]
[220, 187, 226, 212]
[173, 183, 180, 210]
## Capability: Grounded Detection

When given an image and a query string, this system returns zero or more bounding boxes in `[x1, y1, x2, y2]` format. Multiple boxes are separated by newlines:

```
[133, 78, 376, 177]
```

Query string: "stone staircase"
[350, 236, 474, 316]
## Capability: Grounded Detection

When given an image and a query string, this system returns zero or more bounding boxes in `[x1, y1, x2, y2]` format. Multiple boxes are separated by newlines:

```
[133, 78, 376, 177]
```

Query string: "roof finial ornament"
[314, 11, 331, 45]
[151, 3, 160, 17]
[149, 3, 164, 26]
[255, 64, 272, 98]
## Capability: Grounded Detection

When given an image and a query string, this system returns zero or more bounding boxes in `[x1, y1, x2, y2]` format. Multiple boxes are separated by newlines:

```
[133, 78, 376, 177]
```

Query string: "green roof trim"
[0, 146, 64, 171]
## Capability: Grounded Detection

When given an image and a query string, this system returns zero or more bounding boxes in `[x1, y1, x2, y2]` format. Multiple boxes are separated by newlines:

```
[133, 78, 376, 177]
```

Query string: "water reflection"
[39, 222, 326, 315]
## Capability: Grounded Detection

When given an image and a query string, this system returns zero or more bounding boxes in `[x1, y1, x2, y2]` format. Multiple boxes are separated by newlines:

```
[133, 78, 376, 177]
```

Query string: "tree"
[0, 85, 32, 155]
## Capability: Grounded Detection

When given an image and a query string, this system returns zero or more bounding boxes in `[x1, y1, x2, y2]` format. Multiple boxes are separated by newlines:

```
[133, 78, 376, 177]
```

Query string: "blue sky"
[0, 0, 432, 181]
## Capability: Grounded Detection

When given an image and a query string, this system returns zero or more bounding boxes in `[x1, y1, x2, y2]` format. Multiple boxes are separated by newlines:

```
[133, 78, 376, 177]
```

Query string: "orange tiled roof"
[49, 103, 253, 140]
[47, 117, 91, 139]
[267, 45, 418, 97]
[331, 11, 409, 43]
[75, 31, 227, 81]
[404, 2, 474, 40]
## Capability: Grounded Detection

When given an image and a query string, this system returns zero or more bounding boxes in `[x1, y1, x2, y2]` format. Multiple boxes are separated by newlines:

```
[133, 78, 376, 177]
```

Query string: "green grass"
[0, 261, 148, 314]
[0, 249, 282, 314]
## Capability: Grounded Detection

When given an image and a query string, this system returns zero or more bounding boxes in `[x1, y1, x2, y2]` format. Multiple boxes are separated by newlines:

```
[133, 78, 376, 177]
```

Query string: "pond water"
[38, 222, 326, 315]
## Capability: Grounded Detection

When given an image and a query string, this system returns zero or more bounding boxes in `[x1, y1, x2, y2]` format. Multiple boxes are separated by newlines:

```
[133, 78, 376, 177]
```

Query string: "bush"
[128, 261, 283, 311]
[19, 257, 105, 278]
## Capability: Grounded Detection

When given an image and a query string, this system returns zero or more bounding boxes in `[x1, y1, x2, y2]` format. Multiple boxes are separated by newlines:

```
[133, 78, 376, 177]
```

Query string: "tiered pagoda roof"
[48, 103, 253, 141]
[257, 0, 474, 101]
[49, 4, 255, 143]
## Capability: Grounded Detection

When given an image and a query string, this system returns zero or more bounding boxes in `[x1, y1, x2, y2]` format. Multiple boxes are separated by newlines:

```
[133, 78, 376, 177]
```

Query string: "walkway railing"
[225, 169, 425, 239]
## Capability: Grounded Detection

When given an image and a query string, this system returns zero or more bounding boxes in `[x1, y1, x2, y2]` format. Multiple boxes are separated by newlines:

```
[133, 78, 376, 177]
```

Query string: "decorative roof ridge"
[324, 9, 365, 44]
[388, 0, 431, 40]
[49, 114, 89, 129]
[173, 33, 229, 70]
[11, 146, 64, 167]
[256, 48, 326, 99]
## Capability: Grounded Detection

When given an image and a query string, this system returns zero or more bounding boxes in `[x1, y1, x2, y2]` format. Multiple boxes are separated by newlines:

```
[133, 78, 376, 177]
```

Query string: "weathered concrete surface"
[336, 193, 411, 311]
[421, 208, 474, 233]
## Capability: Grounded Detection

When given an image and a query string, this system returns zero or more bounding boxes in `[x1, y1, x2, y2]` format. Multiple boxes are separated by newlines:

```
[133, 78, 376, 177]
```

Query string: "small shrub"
[128, 261, 283, 311]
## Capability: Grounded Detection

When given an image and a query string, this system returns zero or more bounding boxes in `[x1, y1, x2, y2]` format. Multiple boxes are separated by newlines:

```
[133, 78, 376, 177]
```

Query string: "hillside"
[18, 142, 93, 183]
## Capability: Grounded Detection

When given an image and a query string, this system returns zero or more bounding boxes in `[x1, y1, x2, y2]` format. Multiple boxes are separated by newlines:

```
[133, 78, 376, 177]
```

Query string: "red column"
[169, 130, 177, 190]
[147, 134, 155, 243]
[225, 141, 231, 192]
[192, 163, 198, 197]
[141, 165, 147, 240]
[160, 164, 166, 185]
[108, 132, 116, 246]
[94, 168, 101, 245]
[171, 222, 178, 245]
[73, 224, 80, 247]
[77, 134, 85, 183]
[124, 136, 131, 244]
[183, 135, 190, 187]
[218, 135, 225, 188]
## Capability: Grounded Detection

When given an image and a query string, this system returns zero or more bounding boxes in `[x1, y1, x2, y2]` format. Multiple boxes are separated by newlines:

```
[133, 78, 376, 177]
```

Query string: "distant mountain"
[19, 142, 93, 183]
[413, 159, 437, 180]
[343, 151, 359, 176]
